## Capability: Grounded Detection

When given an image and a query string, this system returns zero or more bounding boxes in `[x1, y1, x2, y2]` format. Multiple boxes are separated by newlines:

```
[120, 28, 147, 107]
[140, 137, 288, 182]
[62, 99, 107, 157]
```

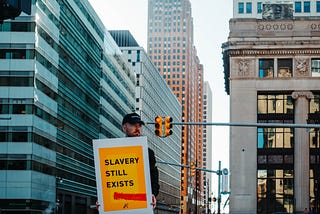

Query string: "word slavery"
[104, 157, 140, 188]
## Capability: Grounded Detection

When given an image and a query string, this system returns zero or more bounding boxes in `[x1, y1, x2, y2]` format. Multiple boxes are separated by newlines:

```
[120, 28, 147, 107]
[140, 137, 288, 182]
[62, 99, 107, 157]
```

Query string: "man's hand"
[151, 194, 157, 209]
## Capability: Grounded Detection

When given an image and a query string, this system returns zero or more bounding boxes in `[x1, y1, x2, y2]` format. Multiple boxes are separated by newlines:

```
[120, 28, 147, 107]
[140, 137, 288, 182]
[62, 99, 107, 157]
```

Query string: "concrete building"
[223, 0, 320, 213]
[109, 30, 182, 213]
[203, 81, 213, 213]
[147, 0, 205, 213]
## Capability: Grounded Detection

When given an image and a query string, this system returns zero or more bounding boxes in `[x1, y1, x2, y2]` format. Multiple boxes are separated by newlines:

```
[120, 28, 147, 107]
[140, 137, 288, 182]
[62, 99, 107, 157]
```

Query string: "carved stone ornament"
[291, 91, 313, 100]
[295, 58, 309, 77]
[237, 59, 252, 77]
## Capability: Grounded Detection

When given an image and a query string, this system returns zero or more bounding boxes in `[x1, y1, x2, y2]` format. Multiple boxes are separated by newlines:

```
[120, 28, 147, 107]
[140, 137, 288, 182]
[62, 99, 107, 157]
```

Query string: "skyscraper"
[147, 0, 205, 213]
[203, 81, 213, 213]
[109, 30, 182, 213]
[223, 0, 320, 213]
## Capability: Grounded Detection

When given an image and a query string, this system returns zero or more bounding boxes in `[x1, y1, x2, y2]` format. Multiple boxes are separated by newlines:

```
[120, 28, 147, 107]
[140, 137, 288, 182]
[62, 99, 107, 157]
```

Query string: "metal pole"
[195, 168, 198, 214]
[207, 179, 210, 214]
[218, 161, 221, 214]
[147, 121, 320, 128]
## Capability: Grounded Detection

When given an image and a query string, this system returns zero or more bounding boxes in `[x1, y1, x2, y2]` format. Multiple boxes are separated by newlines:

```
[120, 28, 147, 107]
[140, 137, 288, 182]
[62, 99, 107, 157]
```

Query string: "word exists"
[105, 157, 140, 188]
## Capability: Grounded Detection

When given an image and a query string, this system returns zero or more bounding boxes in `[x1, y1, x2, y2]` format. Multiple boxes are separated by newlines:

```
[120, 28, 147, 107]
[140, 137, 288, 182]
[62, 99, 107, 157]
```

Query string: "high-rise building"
[109, 30, 182, 213]
[223, 0, 320, 213]
[0, 1, 137, 212]
[147, 0, 205, 213]
[203, 81, 213, 213]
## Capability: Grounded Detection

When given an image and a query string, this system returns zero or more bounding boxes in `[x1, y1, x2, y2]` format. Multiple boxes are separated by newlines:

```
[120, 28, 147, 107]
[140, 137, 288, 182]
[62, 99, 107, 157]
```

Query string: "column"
[292, 91, 313, 213]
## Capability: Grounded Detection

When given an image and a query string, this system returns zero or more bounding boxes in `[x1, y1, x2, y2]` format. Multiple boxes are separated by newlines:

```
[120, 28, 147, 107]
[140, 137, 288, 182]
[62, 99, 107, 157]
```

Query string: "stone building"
[223, 0, 320, 213]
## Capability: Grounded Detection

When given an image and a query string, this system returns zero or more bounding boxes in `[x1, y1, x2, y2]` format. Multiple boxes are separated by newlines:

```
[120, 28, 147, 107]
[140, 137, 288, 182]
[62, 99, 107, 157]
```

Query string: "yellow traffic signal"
[164, 116, 173, 137]
[155, 116, 163, 137]
[190, 162, 196, 176]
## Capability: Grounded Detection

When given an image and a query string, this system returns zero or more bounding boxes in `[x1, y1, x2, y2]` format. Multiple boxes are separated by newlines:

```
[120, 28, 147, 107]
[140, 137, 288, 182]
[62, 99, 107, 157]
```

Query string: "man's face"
[122, 122, 142, 137]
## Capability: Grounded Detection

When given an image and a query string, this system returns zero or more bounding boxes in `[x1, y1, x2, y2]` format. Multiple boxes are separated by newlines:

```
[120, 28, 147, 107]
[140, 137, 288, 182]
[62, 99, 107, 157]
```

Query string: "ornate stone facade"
[223, 17, 320, 214]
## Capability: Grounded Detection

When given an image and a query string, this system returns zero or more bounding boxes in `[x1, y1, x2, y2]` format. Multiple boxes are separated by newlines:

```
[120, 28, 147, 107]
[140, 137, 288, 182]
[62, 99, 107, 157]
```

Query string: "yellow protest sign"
[93, 136, 152, 214]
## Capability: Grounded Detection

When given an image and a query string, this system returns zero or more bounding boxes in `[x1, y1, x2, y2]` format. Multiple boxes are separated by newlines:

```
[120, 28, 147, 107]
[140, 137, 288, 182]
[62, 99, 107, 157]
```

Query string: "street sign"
[222, 168, 228, 175]
[93, 136, 153, 214]
[221, 191, 231, 195]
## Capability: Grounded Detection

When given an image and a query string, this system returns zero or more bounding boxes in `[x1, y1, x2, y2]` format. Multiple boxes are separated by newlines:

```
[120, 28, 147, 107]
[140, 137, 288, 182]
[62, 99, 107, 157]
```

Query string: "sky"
[88, 0, 233, 208]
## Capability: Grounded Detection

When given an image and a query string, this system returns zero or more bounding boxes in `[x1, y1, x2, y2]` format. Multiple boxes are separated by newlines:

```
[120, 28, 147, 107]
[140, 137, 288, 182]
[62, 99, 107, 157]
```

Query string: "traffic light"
[154, 116, 163, 137]
[190, 162, 196, 176]
[164, 116, 173, 137]
[0, 0, 32, 24]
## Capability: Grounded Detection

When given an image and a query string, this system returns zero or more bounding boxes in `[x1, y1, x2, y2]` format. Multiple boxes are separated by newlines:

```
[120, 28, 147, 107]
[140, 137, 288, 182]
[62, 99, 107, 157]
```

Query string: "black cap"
[122, 113, 145, 125]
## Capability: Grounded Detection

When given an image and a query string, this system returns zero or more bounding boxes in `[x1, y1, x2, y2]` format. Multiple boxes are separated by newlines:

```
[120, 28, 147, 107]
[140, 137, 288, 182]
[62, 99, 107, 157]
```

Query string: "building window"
[257, 169, 294, 213]
[246, 2, 252, 13]
[257, 92, 294, 213]
[295, 1, 302, 12]
[304, 1, 310, 12]
[317, 1, 320, 12]
[311, 59, 320, 77]
[257, 94, 294, 115]
[258, 127, 293, 148]
[136, 50, 140, 62]
[278, 59, 292, 77]
[257, 2, 263, 13]
[259, 59, 274, 78]
[307, 94, 320, 210]
[238, 2, 244, 14]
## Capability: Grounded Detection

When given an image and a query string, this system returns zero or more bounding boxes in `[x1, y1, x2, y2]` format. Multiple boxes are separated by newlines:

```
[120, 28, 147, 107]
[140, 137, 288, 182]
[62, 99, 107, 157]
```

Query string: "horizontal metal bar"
[147, 121, 320, 128]
[157, 161, 220, 174]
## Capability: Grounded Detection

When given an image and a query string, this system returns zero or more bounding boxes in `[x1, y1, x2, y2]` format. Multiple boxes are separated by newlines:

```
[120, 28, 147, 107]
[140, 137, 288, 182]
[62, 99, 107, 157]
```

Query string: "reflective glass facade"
[0, 0, 135, 213]
[309, 94, 320, 213]
[257, 93, 294, 213]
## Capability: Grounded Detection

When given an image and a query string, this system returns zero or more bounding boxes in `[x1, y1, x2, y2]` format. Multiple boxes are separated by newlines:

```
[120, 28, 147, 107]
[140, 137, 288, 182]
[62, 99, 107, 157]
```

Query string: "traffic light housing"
[154, 116, 163, 137]
[164, 116, 173, 137]
[190, 162, 196, 176]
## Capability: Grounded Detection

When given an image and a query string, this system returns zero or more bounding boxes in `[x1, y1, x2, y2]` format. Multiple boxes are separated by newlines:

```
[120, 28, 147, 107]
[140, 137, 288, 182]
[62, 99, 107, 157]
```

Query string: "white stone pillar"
[292, 91, 313, 213]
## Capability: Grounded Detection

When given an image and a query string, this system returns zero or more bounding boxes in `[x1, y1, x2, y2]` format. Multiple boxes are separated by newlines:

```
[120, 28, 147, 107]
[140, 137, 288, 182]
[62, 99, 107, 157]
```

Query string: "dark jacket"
[148, 148, 160, 196]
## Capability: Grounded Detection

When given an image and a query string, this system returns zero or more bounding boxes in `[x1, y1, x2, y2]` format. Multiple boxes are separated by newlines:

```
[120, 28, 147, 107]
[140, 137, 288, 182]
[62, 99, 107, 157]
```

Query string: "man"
[121, 113, 160, 208]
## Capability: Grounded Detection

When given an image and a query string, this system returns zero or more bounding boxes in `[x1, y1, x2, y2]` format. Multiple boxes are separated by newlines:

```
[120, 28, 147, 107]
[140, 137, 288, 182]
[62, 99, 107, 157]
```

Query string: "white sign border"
[93, 136, 153, 214]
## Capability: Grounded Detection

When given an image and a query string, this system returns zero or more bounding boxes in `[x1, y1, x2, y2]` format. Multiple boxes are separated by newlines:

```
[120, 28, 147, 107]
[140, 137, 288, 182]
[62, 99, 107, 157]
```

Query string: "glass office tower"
[0, 0, 135, 213]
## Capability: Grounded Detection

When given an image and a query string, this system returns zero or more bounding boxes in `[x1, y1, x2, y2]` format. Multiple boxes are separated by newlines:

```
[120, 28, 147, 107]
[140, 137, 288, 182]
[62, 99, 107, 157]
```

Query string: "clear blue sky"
[88, 0, 233, 208]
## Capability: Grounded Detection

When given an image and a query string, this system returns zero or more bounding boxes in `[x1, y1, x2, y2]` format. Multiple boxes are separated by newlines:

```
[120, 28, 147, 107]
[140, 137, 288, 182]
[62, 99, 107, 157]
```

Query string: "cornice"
[227, 49, 320, 56]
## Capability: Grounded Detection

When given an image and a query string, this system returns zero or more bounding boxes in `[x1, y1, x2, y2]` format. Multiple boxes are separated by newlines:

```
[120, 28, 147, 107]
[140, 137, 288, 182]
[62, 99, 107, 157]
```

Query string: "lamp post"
[217, 161, 222, 214]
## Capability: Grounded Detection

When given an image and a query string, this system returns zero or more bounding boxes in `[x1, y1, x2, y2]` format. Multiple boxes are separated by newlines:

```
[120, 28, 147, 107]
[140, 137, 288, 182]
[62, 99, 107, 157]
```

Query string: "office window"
[257, 127, 293, 148]
[257, 94, 294, 114]
[246, 2, 252, 13]
[238, 2, 244, 14]
[259, 59, 274, 78]
[257, 2, 263, 13]
[278, 59, 292, 77]
[304, 1, 310, 12]
[317, 1, 320, 12]
[295, 1, 302, 12]
[311, 59, 320, 77]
